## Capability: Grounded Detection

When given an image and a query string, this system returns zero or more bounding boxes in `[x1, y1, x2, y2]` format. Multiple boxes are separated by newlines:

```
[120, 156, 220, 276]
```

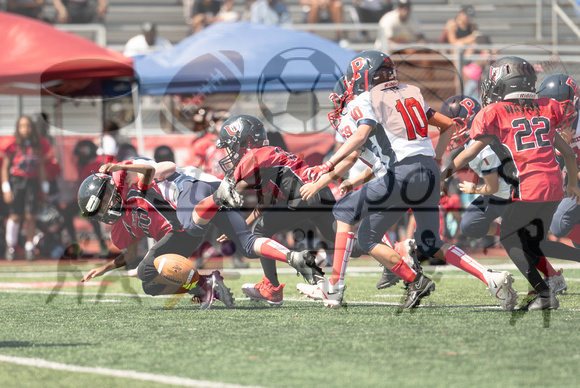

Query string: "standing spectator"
[375, 0, 425, 51]
[123, 22, 173, 58]
[190, 0, 239, 34]
[300, 0, 346, 44]
[442, 5, 479, 47]
[462, 62, 482, 102]
[2, 116, 52, 261]
[6, 0, 46, 20]
[250, 0, 292, 26]
[97, 120, 119, 164]
[52, 0, 107, 24]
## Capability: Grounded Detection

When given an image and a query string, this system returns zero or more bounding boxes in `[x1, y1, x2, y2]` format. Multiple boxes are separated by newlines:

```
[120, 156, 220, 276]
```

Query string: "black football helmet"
[346, 50, 397, 96]
[216, 114, 269, 176]
[78, 173, 124, 225]
[481, 56, 537, 106]
[538, 73, 579, 130]
[328, 75, 351, 130]
[440, 95, 482, 151]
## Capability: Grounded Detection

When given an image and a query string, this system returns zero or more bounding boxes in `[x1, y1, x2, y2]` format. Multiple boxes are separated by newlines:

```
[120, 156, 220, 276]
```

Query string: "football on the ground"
[153, 254, 199, 288]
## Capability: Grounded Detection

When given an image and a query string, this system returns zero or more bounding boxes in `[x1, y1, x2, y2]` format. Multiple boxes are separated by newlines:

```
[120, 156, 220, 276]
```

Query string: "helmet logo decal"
[489, 65, 503, 83]
[224, 118, 243, 137]
[460, 98, 476, 118]
[350, 57, 364, 82]
[566, 77, 578, 96]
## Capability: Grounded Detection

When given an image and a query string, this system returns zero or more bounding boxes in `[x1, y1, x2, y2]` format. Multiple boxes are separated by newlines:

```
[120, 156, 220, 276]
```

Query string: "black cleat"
[401, 273, 435, 309]
[376, 265, 401, 290]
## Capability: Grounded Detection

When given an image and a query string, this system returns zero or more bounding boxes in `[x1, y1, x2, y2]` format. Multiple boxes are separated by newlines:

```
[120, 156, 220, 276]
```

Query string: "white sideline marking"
[0, 354, 264, 388]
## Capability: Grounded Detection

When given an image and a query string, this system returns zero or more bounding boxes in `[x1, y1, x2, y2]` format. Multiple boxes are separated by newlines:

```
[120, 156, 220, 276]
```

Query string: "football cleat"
[286, 250, 325, 285]
[199, 271, 235, 310]
[401, 273, 435, 309]
[484, 270, 518, 311]
[376, 265, 401, 290]
[297, 278, 345, 308]
[242, 276, 284, 307]
[522, 289, 559, 311]
[528, 269, 567, 295]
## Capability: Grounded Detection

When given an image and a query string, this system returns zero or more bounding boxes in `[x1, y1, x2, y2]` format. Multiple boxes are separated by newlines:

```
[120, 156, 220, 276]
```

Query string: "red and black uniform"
[4, 136, 51, 215]
[471, 98, 580, 291]
[233, 146, 336, 248]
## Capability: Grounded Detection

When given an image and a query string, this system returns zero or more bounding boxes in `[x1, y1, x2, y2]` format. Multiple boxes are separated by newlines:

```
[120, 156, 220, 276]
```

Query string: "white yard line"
[0, 354, 265, 388]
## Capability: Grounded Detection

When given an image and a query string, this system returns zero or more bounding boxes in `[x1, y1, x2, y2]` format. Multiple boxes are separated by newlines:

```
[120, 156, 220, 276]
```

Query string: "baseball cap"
[398, 0, 411, 8]
[461, 5, 475, 17]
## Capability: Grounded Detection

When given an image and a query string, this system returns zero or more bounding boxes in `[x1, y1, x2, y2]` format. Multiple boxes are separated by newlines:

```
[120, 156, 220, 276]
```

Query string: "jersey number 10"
[395, 98, 428, 140]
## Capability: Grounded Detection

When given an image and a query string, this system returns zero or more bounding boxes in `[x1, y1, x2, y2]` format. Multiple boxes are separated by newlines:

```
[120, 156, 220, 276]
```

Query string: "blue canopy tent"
[134, 22, 356, 95]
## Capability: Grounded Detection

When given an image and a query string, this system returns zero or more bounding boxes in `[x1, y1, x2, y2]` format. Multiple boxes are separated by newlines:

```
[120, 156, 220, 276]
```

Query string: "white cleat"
[297, 278, 345, 308]
[484, 270, 518, 311]
[546, 269, 567, 294]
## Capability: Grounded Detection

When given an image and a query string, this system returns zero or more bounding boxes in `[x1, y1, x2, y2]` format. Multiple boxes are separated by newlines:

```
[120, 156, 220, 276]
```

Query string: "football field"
[1, 259, 579, 388]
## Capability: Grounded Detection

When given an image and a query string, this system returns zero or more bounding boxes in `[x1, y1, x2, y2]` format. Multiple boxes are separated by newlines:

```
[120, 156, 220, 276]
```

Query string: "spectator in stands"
[6, 0, 46, 20]
[116, 143, 139, 162]
[300, 0, 346, 44]
[2, 116, 52, 261]
[353, 0, 392, 25]
[53, 0, 107, 24]
[123, 22, 173, 57]
[375, 0, 425, 51]
[442, 5, 479, 47]
[250, 0, 292, 26]
[190, 0, 239, 34]
[462, 62, 482, 102]
[153, 145, 175, 163]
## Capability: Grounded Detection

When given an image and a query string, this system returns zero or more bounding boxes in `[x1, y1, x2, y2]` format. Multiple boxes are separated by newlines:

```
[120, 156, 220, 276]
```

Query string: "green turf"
[0, 262, 579, 388]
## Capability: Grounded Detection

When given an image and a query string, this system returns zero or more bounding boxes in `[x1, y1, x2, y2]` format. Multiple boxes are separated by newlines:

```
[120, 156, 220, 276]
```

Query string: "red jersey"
[186, 133, 217, 169]
[4, 136, 51, 178]
[111, 182, 183, 250]
[233, 146, 310, 205]
[470, 98, 565, 202]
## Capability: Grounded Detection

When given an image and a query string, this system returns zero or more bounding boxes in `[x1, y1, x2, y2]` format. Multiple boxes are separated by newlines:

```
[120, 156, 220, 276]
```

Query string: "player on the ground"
[539, 74, 580, 250]
[79, 159, 322, 308]
[301, 50, 518, 310]
[441, 57, 580, 310]
[442, 94, 567, 294]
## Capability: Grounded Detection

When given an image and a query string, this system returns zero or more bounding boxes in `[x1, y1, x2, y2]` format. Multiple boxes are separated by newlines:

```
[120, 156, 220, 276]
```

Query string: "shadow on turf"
[0, 341, 92, 348]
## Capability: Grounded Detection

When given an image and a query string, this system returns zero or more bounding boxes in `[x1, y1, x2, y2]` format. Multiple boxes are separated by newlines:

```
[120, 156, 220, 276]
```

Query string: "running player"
[441, 57, 580, 310]
[301, 50, 518, 310]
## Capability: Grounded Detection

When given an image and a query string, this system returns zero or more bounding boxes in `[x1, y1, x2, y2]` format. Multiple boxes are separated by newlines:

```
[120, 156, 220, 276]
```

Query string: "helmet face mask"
[481, 56, 537, 106]
[217, 115, 269, 176]
[328, 76, 351, 130]
[347, 50, 397, 96]
[78, 173, 124, 225]
[440, 95, 482, 151]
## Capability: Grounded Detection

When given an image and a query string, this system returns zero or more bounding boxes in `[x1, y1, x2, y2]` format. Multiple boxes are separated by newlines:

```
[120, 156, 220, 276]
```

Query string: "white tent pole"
[132, 82, 145, 156]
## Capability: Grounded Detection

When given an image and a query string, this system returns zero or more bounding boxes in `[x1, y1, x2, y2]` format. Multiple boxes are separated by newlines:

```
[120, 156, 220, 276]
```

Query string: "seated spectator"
[190, 0, 239, 34]
[6, 0, 46, 20]
[53, 0, 107, 24]
[123, 22, 173, 57]
[375, 0, 425, 51]
[300, 0, 345, 43]
[353, 0, 392, 24]
[250, 0, 292, 26]
[442, 5, 479, 47]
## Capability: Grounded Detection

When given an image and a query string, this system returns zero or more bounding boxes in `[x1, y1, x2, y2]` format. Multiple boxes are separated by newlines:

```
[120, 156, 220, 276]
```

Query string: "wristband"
[41, 181, 50, 194]
[325, 160, 335, 172]
[2, 182, 11, 193]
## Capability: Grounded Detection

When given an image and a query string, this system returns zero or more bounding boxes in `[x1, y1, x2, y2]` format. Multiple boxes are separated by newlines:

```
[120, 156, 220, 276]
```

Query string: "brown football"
[153, 254, 199, 288]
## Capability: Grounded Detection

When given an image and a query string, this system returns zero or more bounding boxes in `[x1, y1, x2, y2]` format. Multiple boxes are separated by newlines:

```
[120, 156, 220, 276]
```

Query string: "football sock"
[390, 259, 417, 282]
[329, 232, 355, 288]
[193, 196, 220, 221]
[25, 241, 34, 252]
[6, 219, 20, 248]
[256, 238, 290, 263]
[445, 245, 487, 284]
[536, 256, 559, 278]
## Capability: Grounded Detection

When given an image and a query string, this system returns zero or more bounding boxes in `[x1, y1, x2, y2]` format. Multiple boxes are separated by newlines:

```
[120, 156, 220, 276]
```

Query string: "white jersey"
[466, 140, 511, 199]
[335, 97, 388, 178]
[370, 84, 436, 164]
[339, 91, 393, 173]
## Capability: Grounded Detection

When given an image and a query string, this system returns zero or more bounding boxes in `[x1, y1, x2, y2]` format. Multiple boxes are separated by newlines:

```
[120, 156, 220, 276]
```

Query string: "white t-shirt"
[376, 9, 422, 46]
[123, 35, 173, 57]
[370, 84, 435, 164]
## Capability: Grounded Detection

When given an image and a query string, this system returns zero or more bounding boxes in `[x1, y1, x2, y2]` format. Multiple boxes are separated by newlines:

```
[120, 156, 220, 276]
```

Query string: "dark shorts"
[9, 176, 39, 216]
[460, 195, 510, 239]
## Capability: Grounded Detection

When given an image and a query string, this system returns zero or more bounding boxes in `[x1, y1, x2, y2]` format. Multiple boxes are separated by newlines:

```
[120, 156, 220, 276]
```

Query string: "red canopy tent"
[0, 11, 133, 96]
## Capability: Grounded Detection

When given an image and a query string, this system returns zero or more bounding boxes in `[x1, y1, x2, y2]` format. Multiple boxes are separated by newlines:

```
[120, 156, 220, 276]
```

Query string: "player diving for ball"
[78, 158, 323, 309]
